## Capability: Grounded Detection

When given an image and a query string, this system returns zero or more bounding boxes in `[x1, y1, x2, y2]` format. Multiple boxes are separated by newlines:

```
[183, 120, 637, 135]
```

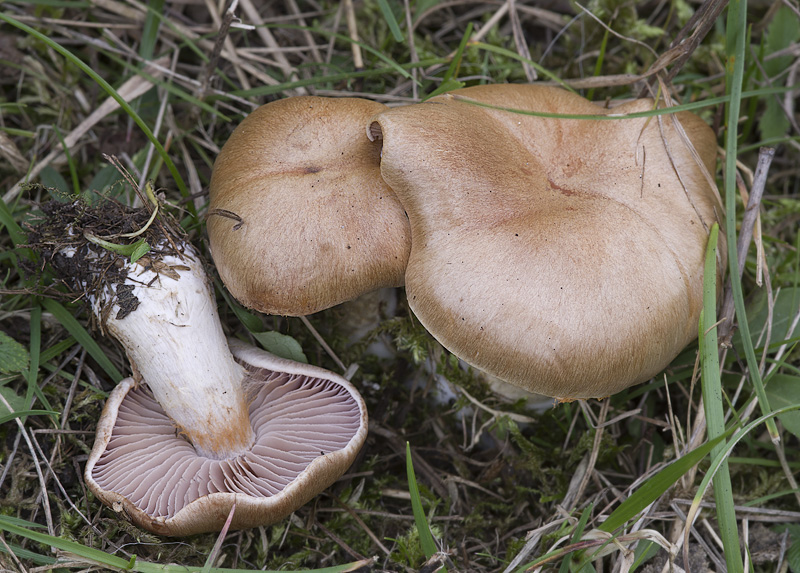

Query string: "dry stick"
[669, 503, 726, 572]
[91, 0, 273, 89]
[369, 423, 450, 500]
[566, 400, 610, 513]
[0, 533, 28, 573]
[403, 0, 420, 101]
[676, 146, 778, 559]
[175, 126, 206, 212]
[286, 0, 323, 64]
[324, 1, 343, 65]
[755, 304, 800, 508]
[343, 0, 364, 70]
[29, 430, 122, 548]
[237, 0, 306, 94]
[471, 2, 508, 44]
[717, 146, 777, 344]
[316, 521, 367, 561]
[508, 0, 536, 82]
[501, 518, 568, 573]
[577, 4, 658, 60]
[0, 394, 54, 536]
[43, 347, 85, 493]
[203, 0, 253, 92]
[334, 498, 393, 557]
[299, 315, 347, 373]
[638, 0, 729, 97]
[196, 0, 239, 102]
[137, 55, 176, 198]
[429, 2, 508, 83]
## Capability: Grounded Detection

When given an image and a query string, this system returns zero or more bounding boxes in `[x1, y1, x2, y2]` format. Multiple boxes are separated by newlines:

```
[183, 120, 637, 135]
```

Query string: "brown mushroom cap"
[368, 84, 725, 400]
[208, 96, 411, 316]
[85, 339, 368, 536]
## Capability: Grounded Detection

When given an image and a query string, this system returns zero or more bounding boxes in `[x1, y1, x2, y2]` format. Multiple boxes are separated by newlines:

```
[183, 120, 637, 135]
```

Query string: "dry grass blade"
[3, 56, 169, 203]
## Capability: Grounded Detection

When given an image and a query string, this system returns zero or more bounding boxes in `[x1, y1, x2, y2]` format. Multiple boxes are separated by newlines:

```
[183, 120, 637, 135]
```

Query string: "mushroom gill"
[87, 341, 367, 536]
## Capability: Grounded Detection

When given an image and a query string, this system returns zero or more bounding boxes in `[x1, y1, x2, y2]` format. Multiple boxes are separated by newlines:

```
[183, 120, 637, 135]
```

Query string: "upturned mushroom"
[367, 84, 725, 400]
[30, 198, 367, 535]
[208, 96, 411, 316]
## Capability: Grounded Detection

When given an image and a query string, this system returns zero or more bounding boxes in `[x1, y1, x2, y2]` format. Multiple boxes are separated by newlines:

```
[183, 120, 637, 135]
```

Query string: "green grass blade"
[450, 85, 791, 121]
[0, 12, 195, 220]
[40, 298, 124, 384]
[0, 515, 370, 572]
[572, 504, 593, 542]
[376, 0, 404, 42]
[0, 515, 132, 569]
[139, 0, 164, 60]
[53, 126, 80, 197]
[585, 28, 609, 101]
[699, 223, 742, 572]
[406, 442, 438, 559]
[231, 58, 445, 98]
[425, 22, 472, 99]
[0, 410, 60, 425]
[721, 0, 778, 443]
[0, 198, 26, 246]
[599, 431, 730, 534]
[685, 404, 800, 549]
[23, 303, 54, 423]
[470, 42, 573, 90]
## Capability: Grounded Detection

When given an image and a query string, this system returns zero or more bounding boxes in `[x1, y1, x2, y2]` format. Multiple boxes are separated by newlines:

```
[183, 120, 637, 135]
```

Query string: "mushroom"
[208, 96, 411, 316]
[85, 338, 367, 536]
[367, 84, 725, 400]
[31, 198, 367, 535]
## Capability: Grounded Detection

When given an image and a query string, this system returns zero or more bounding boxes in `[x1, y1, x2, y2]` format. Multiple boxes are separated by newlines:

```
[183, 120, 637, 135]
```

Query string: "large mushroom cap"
[208, 96, 411, 316]
[85, 339, 368, 536]
[368, 84, 725, 400]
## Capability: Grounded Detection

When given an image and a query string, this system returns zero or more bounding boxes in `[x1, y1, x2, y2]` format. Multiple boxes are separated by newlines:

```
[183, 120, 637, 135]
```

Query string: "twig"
[315, 521, 367, 561]
[508, 0, 536, 82]
[403, 0, 420, 101]
[196, 0, 240, 102]
[299, 315, 347, 373]
[335, 498, 393, 557]
[501, 518, 566, 573]
[639, 0, 729, 96]
[0, 393, 54, 536]
[0, 533, 28, 573]
[286, 0, 323, 64]
[718, 146, 777, 344]
[343, 0, 364, 70]
[672, 499, 800, 522]
[566, 400, 609, 512]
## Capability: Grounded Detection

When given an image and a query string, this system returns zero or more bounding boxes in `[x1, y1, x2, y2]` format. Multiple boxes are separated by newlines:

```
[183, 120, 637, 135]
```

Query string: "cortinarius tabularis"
[31, 198, 367, 536]
[208, 96, 411, 316]
[367, 84, 725, 399]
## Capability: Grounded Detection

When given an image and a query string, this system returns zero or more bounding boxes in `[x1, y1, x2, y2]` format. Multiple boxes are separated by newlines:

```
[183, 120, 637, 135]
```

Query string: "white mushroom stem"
[93, 243, 254, 460]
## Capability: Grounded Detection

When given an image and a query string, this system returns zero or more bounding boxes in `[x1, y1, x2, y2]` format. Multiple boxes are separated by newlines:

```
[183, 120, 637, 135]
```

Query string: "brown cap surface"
[85, 340, 368, 536]
[368, 84, 725, 400]
[208, 96, 411, 316]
